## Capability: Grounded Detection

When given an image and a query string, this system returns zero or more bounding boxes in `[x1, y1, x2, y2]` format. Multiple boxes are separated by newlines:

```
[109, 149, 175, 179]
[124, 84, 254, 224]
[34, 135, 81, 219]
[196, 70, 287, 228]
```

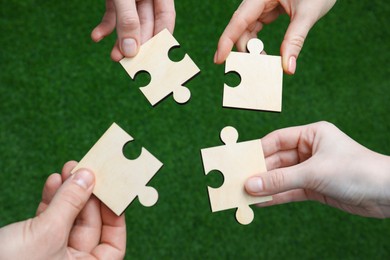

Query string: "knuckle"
[290, 36, 305, 49]
[231, 10, 250, 29]
[171, 9, 176, 19]
[286, 34, 305, 50]
[314, 121, 338, 135]
[276, 153, 287, 168]
[163, 9, 176, 20]
[116, 249, 126, 260]
[155, 9, 176, 25]
[61, 188, 85, 213]
[268, 170, 286, 191]
[268, 153, 285, 170]
[317, 121, 335, 129]
[118, 12, 140, 30]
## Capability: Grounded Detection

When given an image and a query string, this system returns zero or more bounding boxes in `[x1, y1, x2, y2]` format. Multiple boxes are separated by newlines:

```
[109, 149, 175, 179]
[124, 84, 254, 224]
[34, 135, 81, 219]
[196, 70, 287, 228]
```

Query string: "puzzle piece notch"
[201, 126, 272, 225]
[72, 123, 163, 216]
[206, 170, 225, 189]
[223, 38, 283, 112]
[119, 28, 200, 106]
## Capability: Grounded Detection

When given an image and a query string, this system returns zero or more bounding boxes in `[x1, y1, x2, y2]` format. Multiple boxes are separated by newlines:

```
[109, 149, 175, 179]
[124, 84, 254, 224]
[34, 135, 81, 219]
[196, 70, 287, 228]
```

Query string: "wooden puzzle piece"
[201, 126, 272, 225]
[223, 38, 283, 112]
[119, 28, 200, 106]
[71, 123, 163, 216]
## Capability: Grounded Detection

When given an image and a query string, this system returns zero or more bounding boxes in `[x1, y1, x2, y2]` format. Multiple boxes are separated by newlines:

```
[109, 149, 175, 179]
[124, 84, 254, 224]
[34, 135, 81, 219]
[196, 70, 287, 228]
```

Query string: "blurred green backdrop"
[1, 0, 389, 258]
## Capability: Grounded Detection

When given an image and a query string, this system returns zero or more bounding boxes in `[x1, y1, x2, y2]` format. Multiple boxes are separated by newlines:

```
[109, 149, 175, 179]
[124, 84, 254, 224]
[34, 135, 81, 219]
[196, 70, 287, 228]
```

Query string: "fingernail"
[213, 51, 218, 63]
[246, 177, 263, 193]
[73, 169, 94, 190]
[122, 38, 137, 57]
[288, 56, 296, 74]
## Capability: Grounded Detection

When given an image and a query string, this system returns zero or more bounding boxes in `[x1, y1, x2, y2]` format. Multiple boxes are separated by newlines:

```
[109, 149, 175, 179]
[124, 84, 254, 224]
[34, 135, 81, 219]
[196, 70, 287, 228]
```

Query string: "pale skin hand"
[0, 161, 126, 259]
[215, 0, 336, 74]
[245, 121, 390, 218]
[91, 0, 176, 61]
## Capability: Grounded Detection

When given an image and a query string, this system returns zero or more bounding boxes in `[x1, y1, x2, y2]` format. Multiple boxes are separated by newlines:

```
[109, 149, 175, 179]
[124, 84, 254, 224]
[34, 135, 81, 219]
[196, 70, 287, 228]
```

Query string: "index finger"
[214, 0, 265, 64]
[36, 173, 62, 216]
[92, 205, 127, 259]
[261, 124, 315, 157]
[153, 0, 176, 34]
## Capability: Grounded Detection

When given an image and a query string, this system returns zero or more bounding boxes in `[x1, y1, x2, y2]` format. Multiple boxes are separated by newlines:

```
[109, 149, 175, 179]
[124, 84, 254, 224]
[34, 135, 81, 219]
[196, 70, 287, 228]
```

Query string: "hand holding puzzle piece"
[201, 126, 272, 225]
[119, 29, 200, 106]
[72, 123, 163, 216]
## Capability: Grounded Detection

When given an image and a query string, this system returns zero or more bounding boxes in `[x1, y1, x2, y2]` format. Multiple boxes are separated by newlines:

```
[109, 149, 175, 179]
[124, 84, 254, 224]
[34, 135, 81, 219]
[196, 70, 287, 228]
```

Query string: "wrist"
[372, 153, 390, 218]
[383, 155, 390, 198]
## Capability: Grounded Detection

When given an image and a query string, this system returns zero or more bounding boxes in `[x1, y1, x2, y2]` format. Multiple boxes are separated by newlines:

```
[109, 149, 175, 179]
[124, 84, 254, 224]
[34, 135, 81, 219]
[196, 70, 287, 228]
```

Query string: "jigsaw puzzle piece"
[72, 123, 163, 216]
[223, 38, 283, 112]
[201, 126, 272, 225]
[120, 28, 200, 106]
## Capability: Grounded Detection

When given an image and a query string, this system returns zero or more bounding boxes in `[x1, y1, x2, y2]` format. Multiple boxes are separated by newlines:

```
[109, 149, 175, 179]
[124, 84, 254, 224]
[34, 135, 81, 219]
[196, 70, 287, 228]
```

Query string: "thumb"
[280, 14, 316, 75]
[113, 0, 141, 57]
[245, 165, 306, 196]
[44, 169, 95, 232]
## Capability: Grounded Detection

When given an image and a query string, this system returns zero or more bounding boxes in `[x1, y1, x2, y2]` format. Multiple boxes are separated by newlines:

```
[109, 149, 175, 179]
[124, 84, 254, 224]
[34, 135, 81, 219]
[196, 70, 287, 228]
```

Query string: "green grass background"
[1, 0, 389, 258]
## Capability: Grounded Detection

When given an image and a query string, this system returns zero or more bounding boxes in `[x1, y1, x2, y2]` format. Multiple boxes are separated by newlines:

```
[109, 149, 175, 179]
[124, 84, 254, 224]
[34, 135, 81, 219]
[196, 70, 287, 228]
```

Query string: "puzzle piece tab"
[71, 123, 163, 216]
[120, 29, 200, 106]
[201, 126, 272, 225]
[223, 38, 283, 112]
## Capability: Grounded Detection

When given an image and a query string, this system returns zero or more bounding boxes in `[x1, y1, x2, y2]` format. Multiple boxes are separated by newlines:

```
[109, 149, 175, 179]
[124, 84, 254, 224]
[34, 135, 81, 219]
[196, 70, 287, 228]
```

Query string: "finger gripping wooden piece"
[119, 29, 200, 106]
[72, 123, 163, 216]
[201, 126, 272, 225]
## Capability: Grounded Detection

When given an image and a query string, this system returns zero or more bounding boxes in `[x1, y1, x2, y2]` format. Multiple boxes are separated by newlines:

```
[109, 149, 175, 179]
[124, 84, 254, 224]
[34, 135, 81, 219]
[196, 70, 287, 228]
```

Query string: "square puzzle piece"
[223, 38, 283, 112]
[71, 123, 163, 216]
[119, 28, 200, 106]
[201, 126, 272, 225]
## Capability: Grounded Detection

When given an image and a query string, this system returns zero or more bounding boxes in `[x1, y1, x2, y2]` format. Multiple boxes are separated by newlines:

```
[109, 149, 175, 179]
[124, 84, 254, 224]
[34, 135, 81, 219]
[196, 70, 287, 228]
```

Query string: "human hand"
[214, 0, 336, 74]
[91, 0, 176, 61]
[0, 161, 126, 259]
[245, 121, 390, 218]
